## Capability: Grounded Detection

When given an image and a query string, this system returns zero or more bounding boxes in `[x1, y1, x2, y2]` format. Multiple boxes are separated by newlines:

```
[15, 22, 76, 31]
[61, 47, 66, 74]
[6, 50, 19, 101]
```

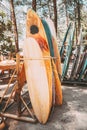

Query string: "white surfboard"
[23, 38, 51, 124]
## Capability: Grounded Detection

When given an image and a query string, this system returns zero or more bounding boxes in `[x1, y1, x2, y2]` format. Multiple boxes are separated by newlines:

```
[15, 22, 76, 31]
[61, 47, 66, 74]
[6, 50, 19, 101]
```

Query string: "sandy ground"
[1, 85, 87, 130]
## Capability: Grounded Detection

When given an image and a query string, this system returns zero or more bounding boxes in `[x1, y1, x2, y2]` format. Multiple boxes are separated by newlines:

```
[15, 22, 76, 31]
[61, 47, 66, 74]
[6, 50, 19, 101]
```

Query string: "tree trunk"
[32, 0, 36, 11]
[53, 0, 57, 34]
[77, 0, 81, 35]
[10, 0, 19, 53]
[74, 0, 78, 44]
[64, 0, 68, 27]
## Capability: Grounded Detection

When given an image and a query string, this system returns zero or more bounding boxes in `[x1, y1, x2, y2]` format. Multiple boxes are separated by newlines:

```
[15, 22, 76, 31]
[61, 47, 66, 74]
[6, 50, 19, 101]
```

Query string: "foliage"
[0, 11, 15, 57]
[0, 0, 87, 46]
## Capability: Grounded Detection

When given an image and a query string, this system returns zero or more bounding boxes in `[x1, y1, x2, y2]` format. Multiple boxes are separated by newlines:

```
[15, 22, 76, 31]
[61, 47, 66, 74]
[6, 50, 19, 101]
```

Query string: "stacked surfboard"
[23, 9, 62, 124]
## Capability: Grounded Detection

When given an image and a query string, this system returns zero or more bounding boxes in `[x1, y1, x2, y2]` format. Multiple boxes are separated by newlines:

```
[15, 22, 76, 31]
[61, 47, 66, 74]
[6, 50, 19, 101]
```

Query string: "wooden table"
[0, 60, 16, 81]
[0, 60, 16, 71]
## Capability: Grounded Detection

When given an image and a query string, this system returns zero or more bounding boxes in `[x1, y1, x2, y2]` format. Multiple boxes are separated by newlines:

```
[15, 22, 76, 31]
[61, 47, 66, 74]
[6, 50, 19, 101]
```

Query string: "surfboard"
[45, 18, 62, 77]
[25, 9, 52, 123]
[83, 68, 87, 81]
[24, 38, 51, 124]
[44, 18, 62, 105]
[61, 24, 75, 80]
[78, 54, 87, 81]
[41, 19, 55, 105]
[60, 23, 71, 57]
[71, 27, 82, 80]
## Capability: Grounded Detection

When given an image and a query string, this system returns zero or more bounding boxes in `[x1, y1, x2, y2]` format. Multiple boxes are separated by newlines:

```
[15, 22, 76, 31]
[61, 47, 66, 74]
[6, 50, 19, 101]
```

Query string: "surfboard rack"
[0, 113, 37, 123]
[0, 54, 37, 124]
[60, 25, 87, 86]
[0, 90, 37, 123]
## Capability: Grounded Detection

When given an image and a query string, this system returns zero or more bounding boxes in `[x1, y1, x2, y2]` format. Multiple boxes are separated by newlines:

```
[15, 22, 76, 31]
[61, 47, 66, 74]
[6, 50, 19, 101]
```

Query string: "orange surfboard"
[24, 9, 52, 123]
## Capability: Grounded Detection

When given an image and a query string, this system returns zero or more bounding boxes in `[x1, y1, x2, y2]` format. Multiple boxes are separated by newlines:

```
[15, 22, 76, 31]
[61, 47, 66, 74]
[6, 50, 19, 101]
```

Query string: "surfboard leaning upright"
[45, 18, 62, 77]
[24, 9, 52, 124]
[45, 18, 63, 105]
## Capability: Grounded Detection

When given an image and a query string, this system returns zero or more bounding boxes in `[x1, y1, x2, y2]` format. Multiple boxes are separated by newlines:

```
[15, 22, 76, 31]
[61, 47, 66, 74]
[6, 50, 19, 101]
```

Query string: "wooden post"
[0, 113, 37, 123]
[16, 53, 21, 116]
